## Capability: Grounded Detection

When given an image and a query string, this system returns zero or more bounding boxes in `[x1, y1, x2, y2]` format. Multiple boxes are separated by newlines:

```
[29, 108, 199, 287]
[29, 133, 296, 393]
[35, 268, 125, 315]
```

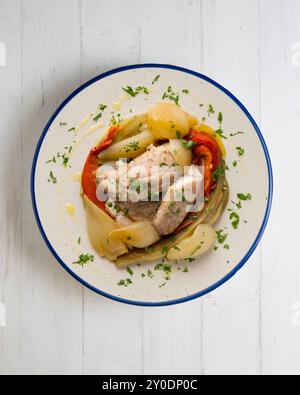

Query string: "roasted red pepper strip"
[185, 130, 221, 197]
[188, 130, 220, 170]
[91, 126, 119, 155]
[82, 126, 119, 210]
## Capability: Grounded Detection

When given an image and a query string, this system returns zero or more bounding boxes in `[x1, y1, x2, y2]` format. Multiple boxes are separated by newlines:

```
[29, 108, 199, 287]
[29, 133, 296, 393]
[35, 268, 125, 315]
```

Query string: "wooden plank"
[0, 0, 22, 374]
[260, 0, 300, 375]
[201, 0, 262, 375]
[20, 0, 83, 374]
[140, 0, 204, 375]
[80, 0, 144, 375]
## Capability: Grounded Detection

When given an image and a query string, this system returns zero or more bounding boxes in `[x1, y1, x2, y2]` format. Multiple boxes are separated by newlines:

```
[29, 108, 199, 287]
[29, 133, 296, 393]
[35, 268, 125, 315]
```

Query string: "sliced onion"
[167, 224, 216, 261]
[110, 221, 160, 249]
[148, 103, 197, 140]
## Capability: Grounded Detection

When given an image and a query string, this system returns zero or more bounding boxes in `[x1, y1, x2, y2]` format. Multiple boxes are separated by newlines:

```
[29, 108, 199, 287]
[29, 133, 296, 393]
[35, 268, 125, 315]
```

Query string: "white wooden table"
[0, 0, 299, 375]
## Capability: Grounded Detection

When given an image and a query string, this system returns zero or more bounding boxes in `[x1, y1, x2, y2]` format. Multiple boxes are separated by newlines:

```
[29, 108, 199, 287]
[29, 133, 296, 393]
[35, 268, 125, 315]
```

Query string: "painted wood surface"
[0, 0, 299, 375]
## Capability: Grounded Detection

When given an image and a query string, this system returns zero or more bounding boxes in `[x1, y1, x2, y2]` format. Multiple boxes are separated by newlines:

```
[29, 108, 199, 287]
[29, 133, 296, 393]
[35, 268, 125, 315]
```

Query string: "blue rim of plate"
[31, 63, 273, 307]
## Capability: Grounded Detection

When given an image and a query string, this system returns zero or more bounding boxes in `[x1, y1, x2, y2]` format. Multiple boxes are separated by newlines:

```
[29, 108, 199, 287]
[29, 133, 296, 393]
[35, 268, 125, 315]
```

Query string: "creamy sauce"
[72, 172, 82, 182]
[112, 93, 131, 111]
[85, 122, 104, 136]
[77, 115, 92, 130]
[66, 203, 76, 216]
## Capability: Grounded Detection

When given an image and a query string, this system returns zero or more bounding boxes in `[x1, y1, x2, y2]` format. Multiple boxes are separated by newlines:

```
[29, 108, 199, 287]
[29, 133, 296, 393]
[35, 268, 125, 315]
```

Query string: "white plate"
[31, 64, 273, 306]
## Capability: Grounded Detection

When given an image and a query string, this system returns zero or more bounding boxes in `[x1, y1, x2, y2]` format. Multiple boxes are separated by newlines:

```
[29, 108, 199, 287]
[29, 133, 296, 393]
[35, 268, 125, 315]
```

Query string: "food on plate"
[81, 103, 229, 266]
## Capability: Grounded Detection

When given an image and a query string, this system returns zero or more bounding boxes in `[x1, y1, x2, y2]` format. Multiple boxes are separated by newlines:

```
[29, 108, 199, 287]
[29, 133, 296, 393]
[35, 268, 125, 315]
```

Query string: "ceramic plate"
[31, 64, 273, 306]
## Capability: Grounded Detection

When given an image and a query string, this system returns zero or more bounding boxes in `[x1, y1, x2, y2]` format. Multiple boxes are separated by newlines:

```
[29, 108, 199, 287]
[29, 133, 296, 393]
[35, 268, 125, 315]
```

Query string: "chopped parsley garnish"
[118, 278, 132, 287]
[147, 269, 154, 279]
[207, 104, 215, 116]
[230, 212, 240, 229]
[46, 156, 57, 164]
[48, 171, 57, 184]
[180, 139, 197, 150]
[123, 207, 129, 216]
[126, 267, 134, 276]
[230, 131, 244, 137]
[162, 246, 169, 255]
[224, 244, 230, 250]
[159, 282, 167, 288]
[215, 128, 227, 139]
[212, 165, 222, 182]
[233, 160, 238, 168]
[191, 241, 204, 256]
[60, 122, 67, 126]
[152, 75, 161, 85]
[216, 229, 228, 244]
[236, 146, 245, 156]
[68, 127, 76, 132]
[122, 86, 149, 97]
[237, 193, 252, 201]
[236, 201, 242, 209]
[185, 257, 195, 263]
[73, 253, 94, 267]
[77, 237, 81, 245]
[218, 112, 223, 124]
[162, 86, 179, 105]
[111, 112, 122, 125]
[145, 247, 153, 254]
[155, 263, 164, 271]
[182, 89, 189, 94]
[183, 267, 189, 273]
[93, 104, 107, 122]
[124, 141, 140, 152]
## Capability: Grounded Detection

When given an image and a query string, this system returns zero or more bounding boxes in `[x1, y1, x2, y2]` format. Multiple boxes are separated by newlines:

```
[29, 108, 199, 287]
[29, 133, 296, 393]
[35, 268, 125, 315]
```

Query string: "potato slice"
[167, 224, 215, 261]
[83, 195, 128, 260]
[98, 131, 155, 163]
[148, 103, 197, 140]
[167, 139, 192, 171]
[110, 222, 160, 249]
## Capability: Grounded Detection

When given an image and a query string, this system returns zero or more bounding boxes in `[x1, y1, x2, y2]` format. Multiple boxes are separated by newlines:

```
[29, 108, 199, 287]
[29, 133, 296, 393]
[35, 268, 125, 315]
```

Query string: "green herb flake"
[145, 247, 153, 254]
[215, 128, 227, 140]
[124, 141, 140, 152]
[48, 171, 57, 184]
[182, 267, 189, 273]
[162, 86, 180, 105]
[123, 86, 149, 97]
[73, 253, 94, 267]
[118, 278, 133, 287]
[230, 131, 244, 137]
[237, 193, 252, 201]
[126, 267, 134, 276]
[230, 212, 240, 229]
[224, 244, 230, 250]
[233, 160, 238, 168]
[216, 229, 228, 244]
[147, 269, 154, 279]
[208, 104, 215, 116]
[218, 112, 223, 124]
[212, 165, 222, 182]
[162, 246, 169, 255]
[185, 257, 195, 263]
[152, 75, 161, 85]
[60, 122, 67, 127]
[236, 146, 245, 157]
